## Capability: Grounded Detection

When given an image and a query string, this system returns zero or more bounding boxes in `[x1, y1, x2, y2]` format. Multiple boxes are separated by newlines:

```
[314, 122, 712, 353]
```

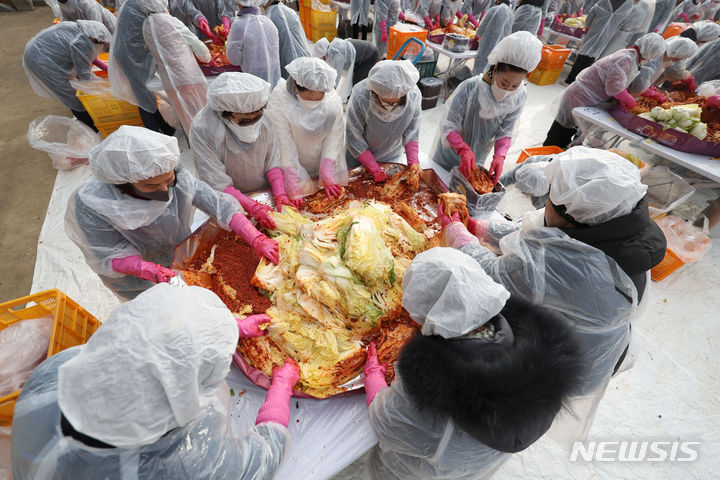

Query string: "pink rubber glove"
[92, 58, 108, 71]
[707, 95, 720, 108]
[681, 75, 697, 91]
[198, 17, 222, 45]
[467, 217, 489, 240]
[398, 11, 405, 21]
[358, 149, 387, 182]
[281, 168, 305, 210]
[488, 136, 510, 185]
[224, 186, 275, 230]
[256, 358, 300, 427]
[468, 13, 479, 28]
[424, 15, 433, 29]
[447, 131, 476, 177]
[613, 89, 637, 110]
[652, 27, 659, 33]
[237, 314, 271, 338]
[380, 20, 388, 43]
[437, 204, 460, 227]
[642, 86, 668, 103]
[434, 13, 441, 27]
[111, 255, 176, 283]
[222, 15, 231, 32]
[405, 141, 419, 166]
[266, 167, 300, 212]
[364, 342, 388, 406]
[538, 19, 544, 36]
[443, 221, 479, 248]
[679, 12, 690, 22]
[456, 10, 463, 18]
[229, 213, 279, 264]
[319, 157, 343, 200]
[690, 13, 700, 20]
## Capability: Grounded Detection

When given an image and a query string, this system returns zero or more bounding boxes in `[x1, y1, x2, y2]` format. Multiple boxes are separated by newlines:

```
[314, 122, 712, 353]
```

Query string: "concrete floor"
[0, 7, 67, 302]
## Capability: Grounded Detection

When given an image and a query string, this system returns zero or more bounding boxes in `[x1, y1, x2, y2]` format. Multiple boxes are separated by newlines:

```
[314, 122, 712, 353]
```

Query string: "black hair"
[493, 62, 529, 74]
[496, 0, 511, 5]
[295, 82, 308, 92]
[679, 28, 698, 42]
[517, 0, 544, 8]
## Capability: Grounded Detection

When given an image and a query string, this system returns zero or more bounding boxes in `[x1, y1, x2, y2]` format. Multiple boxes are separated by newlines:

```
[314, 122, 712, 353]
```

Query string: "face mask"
[118, 183, 173, 202]
[297, 97, 323, 110]
[491, 81, 510, 102]
[227, 120, 261, 143]
[371, 99, 406, 122]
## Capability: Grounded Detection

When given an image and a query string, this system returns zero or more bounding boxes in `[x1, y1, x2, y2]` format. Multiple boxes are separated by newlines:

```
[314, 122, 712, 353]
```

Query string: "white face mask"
[491, 81, 511, 102]
[297, 97, 323, 110]
[225, 119, 261, 143]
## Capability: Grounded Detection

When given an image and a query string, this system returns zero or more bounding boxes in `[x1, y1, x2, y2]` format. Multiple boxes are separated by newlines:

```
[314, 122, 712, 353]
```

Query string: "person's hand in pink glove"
[398, 11, 405, 21]
[443, 221, 479, 248]
[380, 20, 388, 43]
[424, 15, 433, 29]
[92, 57, 108, 72]
[681, 75, 697, 91]
[447, 131, 476, 178]
[224, 186, 275, 230]
[111, 255, 176, 283]
[467, 217, 489, 240]
[358, 149, 387, 182]
[229, 213, 279, 264]
[198, 17, 222, 45]
[434, 13, 441, 27]
[222, 15, 232, 32]
[237, 314, 271, 338]
[706, 95, 720, 108]
[255, 358, 300, 427]
[405, 141, 421, 189]
[652, 27, 659, 33]
[642, 85, 668, 103]
[678, 11, 690, 22]
[690, 13, 700, 20]
[613, 89, 637, 110]
[468, 13, 479, 28]
[488, 155, 505, 185]
[319, 157, 343, 200]
[437, 203, 461, 227]
[364, 342, 388, 406]
[272, 167, 304, 210]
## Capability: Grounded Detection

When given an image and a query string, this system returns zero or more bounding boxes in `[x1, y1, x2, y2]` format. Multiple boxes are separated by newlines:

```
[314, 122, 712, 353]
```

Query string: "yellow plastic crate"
[96, 117, 145, 138]
[310, 7, 337, 28]
[0, 290, 101, 426]
[76, 89, 142, 129]
[527, 67, 563, 86]
[311, 26, 337, 43]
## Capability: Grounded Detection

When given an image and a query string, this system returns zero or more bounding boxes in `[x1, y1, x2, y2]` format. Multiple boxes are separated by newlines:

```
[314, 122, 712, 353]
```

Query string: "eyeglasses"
[232, 109, 264, 126]
[372, 92, 406, 111]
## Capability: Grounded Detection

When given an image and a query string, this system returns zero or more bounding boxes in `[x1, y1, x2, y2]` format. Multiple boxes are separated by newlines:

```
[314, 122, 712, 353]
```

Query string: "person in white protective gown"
[173, 0, 230, 42]
[472, 0, 513, 75]
[56, 0, 117, 33]
[351, 0, 371, 39]
[698, 0, 720, 19]
[679, 19, 720, 45]
[628, 36, 698, 102]
[110, 0, 176, 134]
[10, 283, 300, 480]
[563, 0, 635, 84]
[265, 57, 347, 201]
[65, 126, 279, 301]
[23, 20, 111, 132]
[373, 0, 400, 59]
[225, 0, 281, 88]
[684, 36, 720, 85]
[190, 72, 306, 216]
[647, 0, 674, 33]
[263, 0, 310, 79]
[512, 0, 543, 33]
[544, 33, 666, 149]
[671, 0, 703, 22]
[345, 60, 422, 185]
[434, 32, 542, 185]
[312, 37, 382, 103]
[599, 0, 656, 57]
[441, 147, 666, 443]
[361, 248, 583, 480]
[142, 0, 211, 135]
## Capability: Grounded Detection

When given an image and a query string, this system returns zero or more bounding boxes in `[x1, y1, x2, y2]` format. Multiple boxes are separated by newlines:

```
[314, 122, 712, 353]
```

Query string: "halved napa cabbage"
[269, 206, 312, 237]
[342, 215, 395, 288]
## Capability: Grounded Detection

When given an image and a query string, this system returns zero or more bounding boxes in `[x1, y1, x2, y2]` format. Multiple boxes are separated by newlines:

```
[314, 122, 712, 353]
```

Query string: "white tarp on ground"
[6, 72, 720, 480]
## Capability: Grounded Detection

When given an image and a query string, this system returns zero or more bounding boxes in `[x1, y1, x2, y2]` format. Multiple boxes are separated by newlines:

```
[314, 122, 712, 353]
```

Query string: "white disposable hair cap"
[57, 284, 239, 449]
[285, 57, 337, 92]
[665, 36, 698, 60]
[89, 125, 180, 184]
[312, 37, 330, 58]
[402, 248, 510, 339]
[206, 72, 270, 113]
[77, 20, 112, 44]
[546, 146, 648, 225]
[137, 0, 168, 13]
[367, 60, 420, 98]
[486, 31, 543, 72]
[634, 33, 666, 61]
[693, 20, 720, 43]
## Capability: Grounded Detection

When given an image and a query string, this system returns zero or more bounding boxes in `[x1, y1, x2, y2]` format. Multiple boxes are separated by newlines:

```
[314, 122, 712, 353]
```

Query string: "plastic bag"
[27, 115, 101, 170]
[0, 316, 53, 397]
[655, 215, 712, 263]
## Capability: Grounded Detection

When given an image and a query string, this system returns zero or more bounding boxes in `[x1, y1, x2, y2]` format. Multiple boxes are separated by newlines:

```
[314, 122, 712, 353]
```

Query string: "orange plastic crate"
[651, 249, 685, 281]
[537, 45, 571, 70]
[0, 290, 101, 425]
[516, 146, 564, 163]
[528, 67, 564, 86]
[387, 24, 427, 60]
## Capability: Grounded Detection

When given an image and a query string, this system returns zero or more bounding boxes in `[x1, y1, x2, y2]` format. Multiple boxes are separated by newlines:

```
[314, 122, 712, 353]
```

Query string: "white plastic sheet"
[0, 316, 52, 397]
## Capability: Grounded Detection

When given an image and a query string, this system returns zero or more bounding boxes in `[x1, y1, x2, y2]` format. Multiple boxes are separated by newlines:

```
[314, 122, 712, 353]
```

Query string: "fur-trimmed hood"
[397, 297, 583, 453]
